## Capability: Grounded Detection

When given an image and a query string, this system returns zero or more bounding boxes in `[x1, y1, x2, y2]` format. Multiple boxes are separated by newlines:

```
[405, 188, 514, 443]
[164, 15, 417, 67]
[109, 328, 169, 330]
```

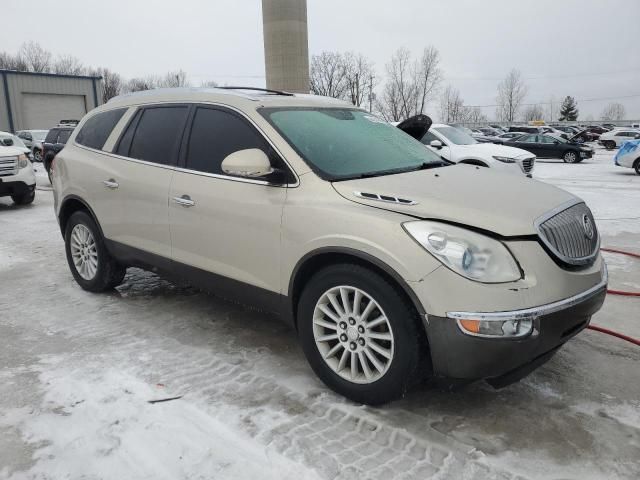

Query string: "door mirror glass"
[430, 140, 443, 149]
[221, 148, 273, 178]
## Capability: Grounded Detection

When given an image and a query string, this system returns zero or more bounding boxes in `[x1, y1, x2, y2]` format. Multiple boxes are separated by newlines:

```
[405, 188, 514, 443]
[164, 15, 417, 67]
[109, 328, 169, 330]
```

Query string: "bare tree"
[464, 106, 487, 124]
[342, 52, 375, 107]
[200, 80, 220, 88]
[413, 46, 442, 115]
[0, 51, 28, 71]
[386, 48, 418, 120]
[376, 81, 404, 122]
[600, 102, 626, 121]
[53, 55, 86, 75]
[91, 67, 123, 102]
[496, 69, 527, 122]
[522, 104, 545, 122]
[124, 77, 157, 93]
[439, 85, 466, 123]
[18, 41, 52, 73]
[159, 70, 189, 88]
[310, 51, 348, 98]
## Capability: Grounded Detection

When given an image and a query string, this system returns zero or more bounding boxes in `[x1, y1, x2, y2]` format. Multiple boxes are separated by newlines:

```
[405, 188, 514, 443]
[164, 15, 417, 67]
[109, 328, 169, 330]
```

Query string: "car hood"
[331, 164, 576, 236]
[453, 142, 533, 159]
[0, 145, 27, 157]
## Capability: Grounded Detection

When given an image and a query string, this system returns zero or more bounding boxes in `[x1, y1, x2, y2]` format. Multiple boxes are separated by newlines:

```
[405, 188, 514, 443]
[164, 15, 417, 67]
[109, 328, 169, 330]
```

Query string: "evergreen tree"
[558, 96, 579, 121]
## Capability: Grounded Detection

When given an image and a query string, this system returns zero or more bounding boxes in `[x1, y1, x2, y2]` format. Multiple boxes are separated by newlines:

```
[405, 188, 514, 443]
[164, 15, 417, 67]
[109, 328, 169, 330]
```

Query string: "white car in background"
[0, 144, 36, 205]
[398, 119, 535, 177]
[598, 129, 640, 149]
[614, 139, 640, 174]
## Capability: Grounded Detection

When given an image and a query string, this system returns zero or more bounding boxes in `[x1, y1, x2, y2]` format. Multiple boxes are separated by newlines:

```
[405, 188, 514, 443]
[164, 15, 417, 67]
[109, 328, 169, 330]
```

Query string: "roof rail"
[217, 86, 295, 96]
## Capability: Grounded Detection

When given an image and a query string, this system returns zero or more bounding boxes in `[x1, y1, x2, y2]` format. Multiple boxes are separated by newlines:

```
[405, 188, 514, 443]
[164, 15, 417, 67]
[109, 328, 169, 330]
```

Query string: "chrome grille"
[536, 202, 599, 266]
[520, 157, 535, 174]
[0, 155, 18, 176]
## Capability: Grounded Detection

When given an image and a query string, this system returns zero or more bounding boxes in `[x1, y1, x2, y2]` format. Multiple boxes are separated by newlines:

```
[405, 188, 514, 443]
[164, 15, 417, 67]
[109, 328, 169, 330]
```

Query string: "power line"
[466, 93, 640, 109]
[447, 68, 640, 82]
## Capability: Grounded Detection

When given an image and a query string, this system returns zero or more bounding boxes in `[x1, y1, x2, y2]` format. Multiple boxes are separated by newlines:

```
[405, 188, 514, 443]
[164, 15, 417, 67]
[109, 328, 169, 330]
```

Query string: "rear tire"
[11, 189, 35, 205]
[634, 159, 640, 175]
[297, 264, 426, 405]
[604, 141, 616, 150]
[33, 149, 42, 162]
[64, 211, 126, 292]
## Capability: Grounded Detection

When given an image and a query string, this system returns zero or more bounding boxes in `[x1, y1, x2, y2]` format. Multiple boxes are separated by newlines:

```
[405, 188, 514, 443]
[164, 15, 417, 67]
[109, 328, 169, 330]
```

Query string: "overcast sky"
[3, 0, 640, 120]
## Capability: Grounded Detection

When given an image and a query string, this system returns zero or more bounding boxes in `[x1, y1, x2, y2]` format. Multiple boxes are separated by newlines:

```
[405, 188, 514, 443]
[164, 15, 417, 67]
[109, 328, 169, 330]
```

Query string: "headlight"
[403, 221, 521, 283]
[492, 156, 516, 163]
[17, 154, 29, 169]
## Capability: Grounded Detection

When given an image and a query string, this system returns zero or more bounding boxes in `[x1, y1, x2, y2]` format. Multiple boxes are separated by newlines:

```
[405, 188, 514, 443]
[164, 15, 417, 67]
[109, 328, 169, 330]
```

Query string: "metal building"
[262, 0, 310, 93]
[0, 70, 103, 132]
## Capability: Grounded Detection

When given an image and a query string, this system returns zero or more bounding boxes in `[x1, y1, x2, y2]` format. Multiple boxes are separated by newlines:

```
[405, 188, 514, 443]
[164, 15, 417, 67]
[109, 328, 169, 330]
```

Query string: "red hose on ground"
[587, 325, 640, 347]
[600, 248, 640, 297]
[584, 247, 640, 346]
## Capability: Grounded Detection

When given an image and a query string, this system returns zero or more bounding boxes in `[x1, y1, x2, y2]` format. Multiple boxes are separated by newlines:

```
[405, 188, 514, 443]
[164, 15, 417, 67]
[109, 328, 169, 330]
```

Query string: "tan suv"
[52, 87, 607, 405]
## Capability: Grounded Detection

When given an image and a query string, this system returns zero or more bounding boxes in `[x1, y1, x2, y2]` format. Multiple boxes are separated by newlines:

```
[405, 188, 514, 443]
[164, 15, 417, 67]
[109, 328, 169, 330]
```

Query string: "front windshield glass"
[433, 126, 478, 145]
[260, 108, 446, 180]
[32, 130, 48, 141]
[0, 134, 26, 149]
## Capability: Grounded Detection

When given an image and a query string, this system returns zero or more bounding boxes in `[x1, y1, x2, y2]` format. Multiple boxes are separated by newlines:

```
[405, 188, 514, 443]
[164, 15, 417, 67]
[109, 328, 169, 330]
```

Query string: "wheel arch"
[58, 195, 104, 239]
[287, 247, 427, 330]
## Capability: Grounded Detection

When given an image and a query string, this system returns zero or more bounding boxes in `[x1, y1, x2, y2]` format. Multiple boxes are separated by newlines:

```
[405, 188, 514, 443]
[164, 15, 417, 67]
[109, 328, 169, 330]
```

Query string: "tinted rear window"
[126, 106, 189, 165]
[75, 108, 126, 150]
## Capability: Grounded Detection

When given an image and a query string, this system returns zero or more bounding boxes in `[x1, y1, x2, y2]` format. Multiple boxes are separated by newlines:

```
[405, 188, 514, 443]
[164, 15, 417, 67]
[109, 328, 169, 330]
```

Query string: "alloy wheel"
[313, 286, 394, 384]
[70, 224, 98, 280]
[565, 151, 577, 163]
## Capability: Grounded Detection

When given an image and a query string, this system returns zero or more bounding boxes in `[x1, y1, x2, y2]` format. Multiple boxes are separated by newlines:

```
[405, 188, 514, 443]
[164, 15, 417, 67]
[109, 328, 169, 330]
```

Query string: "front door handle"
[102, 179, 119, 189]
[173, 195, 195, 207]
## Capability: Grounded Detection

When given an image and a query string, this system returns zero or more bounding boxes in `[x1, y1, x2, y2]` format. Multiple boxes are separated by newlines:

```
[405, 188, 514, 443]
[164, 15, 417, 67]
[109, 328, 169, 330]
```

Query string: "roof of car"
[105, 87, 352, 111]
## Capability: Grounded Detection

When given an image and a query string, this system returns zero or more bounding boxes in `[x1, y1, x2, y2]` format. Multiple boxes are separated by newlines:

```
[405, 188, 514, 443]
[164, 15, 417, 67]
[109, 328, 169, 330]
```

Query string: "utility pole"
[368, 74, 375, 113]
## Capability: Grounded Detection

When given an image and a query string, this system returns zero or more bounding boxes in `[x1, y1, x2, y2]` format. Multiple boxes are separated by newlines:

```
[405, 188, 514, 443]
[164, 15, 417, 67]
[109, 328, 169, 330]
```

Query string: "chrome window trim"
[446, 264, 607, 322]
[73, 100, 300, 188]
[533, 199, 600, 266]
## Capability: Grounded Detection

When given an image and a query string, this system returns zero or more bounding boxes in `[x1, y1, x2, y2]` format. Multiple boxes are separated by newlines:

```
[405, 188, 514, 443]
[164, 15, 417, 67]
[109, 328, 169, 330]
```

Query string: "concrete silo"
[262, 0, 310, 93]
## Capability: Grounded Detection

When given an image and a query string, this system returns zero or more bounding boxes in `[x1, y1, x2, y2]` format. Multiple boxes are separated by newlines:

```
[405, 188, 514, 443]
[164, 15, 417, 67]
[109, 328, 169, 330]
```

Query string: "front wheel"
[297, 264, 426, 405]
[11, 189, 35, 205]
[64, 211, 126, 292]
[563, 150, 579, 163]
[33, 149, 42, 162]
[604, 141, 616, 150]
[634, 159, 640, 175]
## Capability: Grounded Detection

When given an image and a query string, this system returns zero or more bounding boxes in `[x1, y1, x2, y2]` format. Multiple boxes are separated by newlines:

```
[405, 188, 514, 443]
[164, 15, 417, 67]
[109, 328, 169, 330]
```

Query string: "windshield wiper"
[334, 161, 450, 182]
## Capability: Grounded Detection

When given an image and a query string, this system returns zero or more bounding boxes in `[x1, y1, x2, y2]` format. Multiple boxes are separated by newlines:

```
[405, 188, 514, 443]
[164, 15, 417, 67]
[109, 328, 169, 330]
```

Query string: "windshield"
[260, 107, 446, 180]
[0, 134, 26, 149]
[432, 126, 478, 145]
[32, 130, 48, 141]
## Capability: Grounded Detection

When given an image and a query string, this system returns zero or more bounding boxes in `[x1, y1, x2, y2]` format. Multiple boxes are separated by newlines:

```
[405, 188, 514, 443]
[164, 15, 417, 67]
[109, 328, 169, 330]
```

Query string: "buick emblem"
[581, 214, 595, 240]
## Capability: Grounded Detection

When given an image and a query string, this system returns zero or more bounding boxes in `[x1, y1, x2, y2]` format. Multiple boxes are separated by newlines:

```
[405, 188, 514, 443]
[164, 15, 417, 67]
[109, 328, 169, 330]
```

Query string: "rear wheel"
[64, 211, 126, 292]
[634, 159, 640, 175]
[563, 150, 579, 163]
[297, 264, 426, 405]
[604, 141, 616, 150]
[33, 149, 42, 162]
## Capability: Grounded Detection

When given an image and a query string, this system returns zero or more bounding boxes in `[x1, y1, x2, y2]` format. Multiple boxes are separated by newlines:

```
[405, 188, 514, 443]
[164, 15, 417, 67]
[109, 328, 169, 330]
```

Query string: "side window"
[420, 131, 439, 145]
[185, 107, 272, 175]
[45, 130, 58, 143]
[539, 135, 554, 144]
[57, 130, 72, 144]
[75, 108, 126, 150]
[126, 106, 189, 165]
[520, 134, 536, 143]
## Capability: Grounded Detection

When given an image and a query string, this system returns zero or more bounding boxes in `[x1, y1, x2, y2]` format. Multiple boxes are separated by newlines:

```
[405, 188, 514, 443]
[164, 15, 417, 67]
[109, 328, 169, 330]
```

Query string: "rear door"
[169, 105, 290, 295]
[100, 104, 189, 259]
[536, 134, 562, 158]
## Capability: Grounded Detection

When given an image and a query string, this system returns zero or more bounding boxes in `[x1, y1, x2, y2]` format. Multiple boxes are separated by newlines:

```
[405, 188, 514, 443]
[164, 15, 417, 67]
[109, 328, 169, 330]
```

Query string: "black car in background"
[43, 127, 74, 181]
[504, 133, 594, 163]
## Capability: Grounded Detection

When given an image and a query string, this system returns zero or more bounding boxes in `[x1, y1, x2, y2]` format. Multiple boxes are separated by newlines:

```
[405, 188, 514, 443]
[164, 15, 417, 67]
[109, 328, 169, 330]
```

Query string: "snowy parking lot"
[1, 147, 639, 479]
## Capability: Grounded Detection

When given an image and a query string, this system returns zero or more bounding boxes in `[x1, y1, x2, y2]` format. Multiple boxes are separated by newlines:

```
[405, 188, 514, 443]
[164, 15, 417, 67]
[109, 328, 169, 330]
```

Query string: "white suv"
[415, 122, 536, 177]
[52, 88, 606, 404]
[0, 144, 36, 204]
[598, 129, 640, 149]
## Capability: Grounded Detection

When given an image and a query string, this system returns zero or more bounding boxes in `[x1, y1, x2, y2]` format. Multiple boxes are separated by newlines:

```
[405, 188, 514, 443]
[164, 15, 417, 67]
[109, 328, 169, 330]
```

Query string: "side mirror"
[2, 138, 14, 146]
[430, 140, 443, 149]
[221, 148, 273, 178]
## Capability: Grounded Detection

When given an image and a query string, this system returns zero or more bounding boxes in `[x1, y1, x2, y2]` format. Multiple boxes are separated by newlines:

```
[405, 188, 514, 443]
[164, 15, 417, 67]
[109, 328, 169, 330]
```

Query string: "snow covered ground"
[0, 149, 639, 480]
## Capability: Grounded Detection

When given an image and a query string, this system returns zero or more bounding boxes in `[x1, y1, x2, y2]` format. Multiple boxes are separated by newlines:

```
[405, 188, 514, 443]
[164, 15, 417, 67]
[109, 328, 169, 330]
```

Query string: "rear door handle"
[102, 179, 119, 189]
[173, 195, 195, 207]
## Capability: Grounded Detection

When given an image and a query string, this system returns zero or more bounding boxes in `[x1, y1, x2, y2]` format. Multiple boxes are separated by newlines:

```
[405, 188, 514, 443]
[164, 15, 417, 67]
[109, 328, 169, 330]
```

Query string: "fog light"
[457, 318, 533, 338]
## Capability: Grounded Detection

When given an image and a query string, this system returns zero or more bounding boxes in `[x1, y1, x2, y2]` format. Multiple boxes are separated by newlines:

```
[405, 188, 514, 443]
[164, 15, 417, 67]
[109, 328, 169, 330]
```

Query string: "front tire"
[64, 211, 126, 292]
[33, 149, 42, 162]
[604, 141, 616, 150]
[563, 150, 579, 163]
[11, 189, 35, 205]
[297, 264, 426, 405]
[634, 159, 640, 175]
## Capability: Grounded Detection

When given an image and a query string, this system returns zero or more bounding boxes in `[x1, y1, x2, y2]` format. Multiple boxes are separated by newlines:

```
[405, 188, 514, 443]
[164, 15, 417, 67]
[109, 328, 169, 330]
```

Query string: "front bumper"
[0, 165, 36, 197]
[424, 272, 607, 386]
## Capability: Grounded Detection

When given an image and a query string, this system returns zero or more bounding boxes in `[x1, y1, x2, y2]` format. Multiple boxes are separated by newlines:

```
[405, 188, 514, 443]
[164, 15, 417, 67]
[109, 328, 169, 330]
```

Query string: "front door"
[169, 106, 290, 297]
